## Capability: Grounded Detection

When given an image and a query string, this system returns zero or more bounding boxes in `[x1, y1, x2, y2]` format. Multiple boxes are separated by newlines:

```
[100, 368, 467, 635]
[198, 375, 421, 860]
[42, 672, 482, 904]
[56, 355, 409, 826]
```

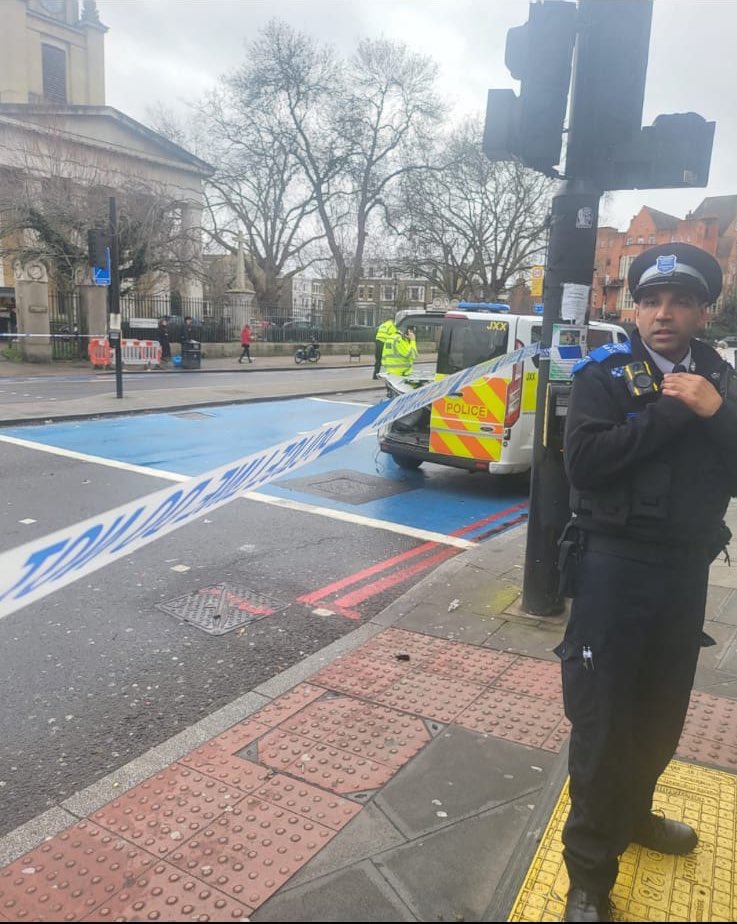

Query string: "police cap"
[628, 243, 722, 304]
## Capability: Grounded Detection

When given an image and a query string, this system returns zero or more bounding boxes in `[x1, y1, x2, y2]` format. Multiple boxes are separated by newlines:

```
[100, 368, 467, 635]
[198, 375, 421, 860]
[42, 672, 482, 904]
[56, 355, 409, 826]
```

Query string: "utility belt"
[556, 519, 731, 598]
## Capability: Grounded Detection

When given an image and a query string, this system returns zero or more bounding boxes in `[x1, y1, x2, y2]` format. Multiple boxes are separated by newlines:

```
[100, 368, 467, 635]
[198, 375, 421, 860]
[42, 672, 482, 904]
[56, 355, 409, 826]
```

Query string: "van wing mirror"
[531, 352, 540, 369]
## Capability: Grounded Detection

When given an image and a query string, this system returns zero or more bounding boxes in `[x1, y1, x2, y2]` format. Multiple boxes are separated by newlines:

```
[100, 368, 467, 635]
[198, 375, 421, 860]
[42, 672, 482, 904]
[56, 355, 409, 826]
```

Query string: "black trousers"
[559, 542, 709, 894]
[373, 340, 384, 376]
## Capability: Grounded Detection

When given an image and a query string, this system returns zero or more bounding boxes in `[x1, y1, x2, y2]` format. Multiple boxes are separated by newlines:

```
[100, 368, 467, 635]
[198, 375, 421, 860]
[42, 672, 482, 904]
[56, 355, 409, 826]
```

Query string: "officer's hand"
[661, 372, 722, 417]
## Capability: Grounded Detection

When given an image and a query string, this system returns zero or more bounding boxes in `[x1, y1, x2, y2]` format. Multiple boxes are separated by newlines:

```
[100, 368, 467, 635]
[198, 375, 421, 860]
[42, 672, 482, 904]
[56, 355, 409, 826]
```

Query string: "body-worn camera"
[623, 361, 659, 397]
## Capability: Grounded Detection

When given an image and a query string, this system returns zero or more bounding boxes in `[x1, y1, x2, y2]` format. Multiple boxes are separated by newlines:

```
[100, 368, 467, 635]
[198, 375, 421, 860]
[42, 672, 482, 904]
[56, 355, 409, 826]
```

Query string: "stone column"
[13, 260, 51, 362]
[74, 265, 108, 341]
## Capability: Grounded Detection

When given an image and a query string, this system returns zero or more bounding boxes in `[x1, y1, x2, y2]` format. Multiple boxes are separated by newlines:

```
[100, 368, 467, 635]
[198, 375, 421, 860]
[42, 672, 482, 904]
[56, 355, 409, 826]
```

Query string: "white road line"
[0, 434, 187, 482]
[0, 433, 474, 548]
[243, 491, 475, 549]
[309, 397, 373, 407]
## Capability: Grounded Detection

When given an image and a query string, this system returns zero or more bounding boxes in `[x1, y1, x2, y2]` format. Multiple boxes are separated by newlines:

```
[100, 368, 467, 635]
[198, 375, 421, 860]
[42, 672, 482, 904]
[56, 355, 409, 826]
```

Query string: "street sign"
[530, 265, 545, 297]
[93, 247, 111, 286]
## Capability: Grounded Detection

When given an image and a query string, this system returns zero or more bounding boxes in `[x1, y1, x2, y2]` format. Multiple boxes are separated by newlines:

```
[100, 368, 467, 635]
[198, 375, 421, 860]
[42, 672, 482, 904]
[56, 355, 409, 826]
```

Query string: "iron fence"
[49, 292, 86, 360]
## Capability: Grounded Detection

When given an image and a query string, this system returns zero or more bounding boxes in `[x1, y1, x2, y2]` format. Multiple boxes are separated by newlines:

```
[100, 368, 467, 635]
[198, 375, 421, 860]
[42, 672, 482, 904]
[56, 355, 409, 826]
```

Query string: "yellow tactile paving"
[509, 760, 737, 922]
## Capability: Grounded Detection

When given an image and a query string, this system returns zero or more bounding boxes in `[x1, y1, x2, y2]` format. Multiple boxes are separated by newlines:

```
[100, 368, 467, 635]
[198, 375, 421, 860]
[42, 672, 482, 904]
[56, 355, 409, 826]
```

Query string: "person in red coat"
[239, 323, 253, 363]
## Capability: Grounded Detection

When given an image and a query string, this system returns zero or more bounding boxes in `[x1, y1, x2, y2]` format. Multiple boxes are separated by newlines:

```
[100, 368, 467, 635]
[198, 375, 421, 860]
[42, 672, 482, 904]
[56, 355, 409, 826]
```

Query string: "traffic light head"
[483, 1, 577, 175]
[87, 227, 110, 270]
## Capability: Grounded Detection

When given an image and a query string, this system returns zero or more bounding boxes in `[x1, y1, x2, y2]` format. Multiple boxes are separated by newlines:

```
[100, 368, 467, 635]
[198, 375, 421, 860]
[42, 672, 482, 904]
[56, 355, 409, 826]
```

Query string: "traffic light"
[87, 227, 110, 270]
[600, 112, 716, 190]
[483, 1, 577, 175]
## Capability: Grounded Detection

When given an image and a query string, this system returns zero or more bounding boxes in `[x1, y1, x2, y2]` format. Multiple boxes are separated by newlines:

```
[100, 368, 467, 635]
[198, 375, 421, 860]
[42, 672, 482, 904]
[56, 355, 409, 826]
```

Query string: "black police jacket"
[565, 330, 737, 546]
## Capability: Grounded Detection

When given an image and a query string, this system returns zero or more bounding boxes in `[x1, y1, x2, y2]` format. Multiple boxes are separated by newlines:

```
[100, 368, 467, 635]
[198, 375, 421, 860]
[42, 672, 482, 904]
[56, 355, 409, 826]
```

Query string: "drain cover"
[157, 583, 286, 635]
[171, 410, 214, 420]
[280, 469, 414, 505]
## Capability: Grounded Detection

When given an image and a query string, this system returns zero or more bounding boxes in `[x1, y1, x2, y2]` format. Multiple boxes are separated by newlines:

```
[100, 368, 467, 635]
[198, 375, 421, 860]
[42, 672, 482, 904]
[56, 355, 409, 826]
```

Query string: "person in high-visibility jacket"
[381, 326, 417, 377]
[374, 319, 398, 379]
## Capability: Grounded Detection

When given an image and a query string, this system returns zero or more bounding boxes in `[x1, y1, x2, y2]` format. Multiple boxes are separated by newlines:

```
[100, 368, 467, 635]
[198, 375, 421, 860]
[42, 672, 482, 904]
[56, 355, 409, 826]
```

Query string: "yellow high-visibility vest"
[381, 333, 417, 376]
[376, 320, 397, 344]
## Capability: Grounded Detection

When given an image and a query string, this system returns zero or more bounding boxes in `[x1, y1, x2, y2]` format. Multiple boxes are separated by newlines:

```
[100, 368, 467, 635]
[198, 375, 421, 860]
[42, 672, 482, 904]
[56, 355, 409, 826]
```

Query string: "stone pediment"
[0, 104, 213, 178]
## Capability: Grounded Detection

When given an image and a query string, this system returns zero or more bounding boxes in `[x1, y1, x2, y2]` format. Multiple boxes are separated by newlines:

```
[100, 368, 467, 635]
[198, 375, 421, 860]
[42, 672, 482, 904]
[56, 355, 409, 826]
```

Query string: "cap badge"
[655, 254, 677, 275]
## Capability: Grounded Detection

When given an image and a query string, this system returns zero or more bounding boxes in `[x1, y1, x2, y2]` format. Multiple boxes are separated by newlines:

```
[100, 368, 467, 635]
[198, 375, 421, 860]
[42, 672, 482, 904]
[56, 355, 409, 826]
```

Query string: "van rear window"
[438, 319, 509, 375]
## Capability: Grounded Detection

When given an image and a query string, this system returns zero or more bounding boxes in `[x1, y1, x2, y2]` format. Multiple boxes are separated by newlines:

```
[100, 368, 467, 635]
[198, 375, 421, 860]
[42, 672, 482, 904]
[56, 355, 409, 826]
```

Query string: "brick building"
[592, 196, 737, 327]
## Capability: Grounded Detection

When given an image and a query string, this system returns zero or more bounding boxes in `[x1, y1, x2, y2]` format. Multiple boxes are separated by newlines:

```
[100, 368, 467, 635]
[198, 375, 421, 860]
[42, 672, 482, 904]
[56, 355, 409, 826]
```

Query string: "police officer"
[374, 318, 398, 379]
[558, 243, 737, 922]
[381, 324, 417, 377]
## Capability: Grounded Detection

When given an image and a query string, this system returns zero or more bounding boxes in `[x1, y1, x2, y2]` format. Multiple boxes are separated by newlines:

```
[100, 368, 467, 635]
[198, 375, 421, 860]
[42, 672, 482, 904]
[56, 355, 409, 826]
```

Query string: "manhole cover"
[279, 469, 414, 505]
[171, 410, 215, 420]
[157, 583, 286, 635]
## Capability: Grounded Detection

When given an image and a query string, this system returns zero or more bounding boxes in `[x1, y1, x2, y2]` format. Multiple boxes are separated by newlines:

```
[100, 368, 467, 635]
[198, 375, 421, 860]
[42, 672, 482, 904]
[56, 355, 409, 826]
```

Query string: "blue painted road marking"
[1, 399, 527, 540]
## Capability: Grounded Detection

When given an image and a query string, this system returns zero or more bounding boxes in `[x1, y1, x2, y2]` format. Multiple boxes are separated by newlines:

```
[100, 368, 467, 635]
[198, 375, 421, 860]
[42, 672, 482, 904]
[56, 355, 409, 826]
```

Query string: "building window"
[648, 235, 656, 244]
[637, 236, 644, 244]
[408, 286, 422, 302]
[626, 237, 633, 245]
[382, 285, 395, 302]
[617, 255, 636, 312]
[358, 286, 365, 300]
[42, 44, 67, 104]
[366, 286, 374, 300]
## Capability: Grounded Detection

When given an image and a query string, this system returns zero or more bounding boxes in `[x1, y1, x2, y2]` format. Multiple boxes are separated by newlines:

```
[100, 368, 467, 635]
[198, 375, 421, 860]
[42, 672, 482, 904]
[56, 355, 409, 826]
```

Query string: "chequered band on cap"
[637, 261, 709, 294]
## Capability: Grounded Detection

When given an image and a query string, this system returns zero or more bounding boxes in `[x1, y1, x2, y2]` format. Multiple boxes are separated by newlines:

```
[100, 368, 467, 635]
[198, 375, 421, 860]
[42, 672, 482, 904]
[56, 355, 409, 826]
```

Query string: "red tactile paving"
[207, 719, 271, 754]
[91, 765, 246, 858]
[81, 860, 252, 921]
[310, 652, 412, 698]
[493, 656, 563, 700]
[356, 628, 454, 666]
[250, 683, 325, 727]
[684, 690, 737, 743]
[0, 821, 155, 922]
[167, 797, 336, 909]
[178, 747, 272, 793]
[424, 646, 518, 685]
[258, 729, 397, 794]
[280, 697, 430, 767]
[253, 773, 361, 831]
[455, 686, 567, 749]
[375, 669, 487, 723]
[542, 717, 572, 753]
[677, 730, 737, 770]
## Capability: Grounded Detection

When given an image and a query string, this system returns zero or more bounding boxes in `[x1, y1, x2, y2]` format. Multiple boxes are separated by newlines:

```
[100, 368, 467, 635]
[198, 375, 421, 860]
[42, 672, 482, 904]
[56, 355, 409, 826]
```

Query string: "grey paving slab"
[284, 803, 407, 889]
[484, 617, 565, 660]
[706, 584, 737, 623]
[251, 859, 416, 922]
[384, 598, 503, 643]
[378, 799, 536, 923]
[374, 725, 555, 840]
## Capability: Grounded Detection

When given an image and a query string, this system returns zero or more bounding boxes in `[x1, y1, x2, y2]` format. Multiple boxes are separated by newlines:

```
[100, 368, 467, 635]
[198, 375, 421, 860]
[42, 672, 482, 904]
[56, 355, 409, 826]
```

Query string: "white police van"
[380, 304, 628, 475]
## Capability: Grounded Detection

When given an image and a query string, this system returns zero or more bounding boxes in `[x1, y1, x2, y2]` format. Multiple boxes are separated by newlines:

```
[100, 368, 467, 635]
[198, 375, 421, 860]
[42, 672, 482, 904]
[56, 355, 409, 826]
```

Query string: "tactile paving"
[0, 820, 155, 922]
[424, 645, 518, 685]
[249, 683, 325, 727]
[92, 764, 246, 858]
[252, 773, 361, 831]
[207, 719, 272, 755]
[455, 686, 567, 751]
[309, 652, 412, 698]
[375, 668, 486, 723]
[509, 759, 737, 922]
[167, 796, 336, 909]
[178, 747, 272, 792]
[82, 860, 252, 921]
[356, 627, 455, 666]
[493, 656, 563, 700]
[257, 729, 397, 794]
[279, 696, 430, 767]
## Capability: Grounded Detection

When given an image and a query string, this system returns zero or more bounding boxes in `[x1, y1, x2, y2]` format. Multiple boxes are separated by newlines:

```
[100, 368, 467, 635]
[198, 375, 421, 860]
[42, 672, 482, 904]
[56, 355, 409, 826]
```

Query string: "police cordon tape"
[0, 342, 543, 619]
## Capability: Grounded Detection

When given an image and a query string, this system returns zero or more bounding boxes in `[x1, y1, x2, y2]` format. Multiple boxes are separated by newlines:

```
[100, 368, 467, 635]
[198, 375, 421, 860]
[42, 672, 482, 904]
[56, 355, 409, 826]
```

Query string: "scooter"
[294, 341, 321, 364]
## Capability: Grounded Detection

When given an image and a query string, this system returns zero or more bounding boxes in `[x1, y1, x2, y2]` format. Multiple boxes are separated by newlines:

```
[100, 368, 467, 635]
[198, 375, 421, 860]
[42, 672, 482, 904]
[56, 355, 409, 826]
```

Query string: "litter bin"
[181, 339, 201, 370]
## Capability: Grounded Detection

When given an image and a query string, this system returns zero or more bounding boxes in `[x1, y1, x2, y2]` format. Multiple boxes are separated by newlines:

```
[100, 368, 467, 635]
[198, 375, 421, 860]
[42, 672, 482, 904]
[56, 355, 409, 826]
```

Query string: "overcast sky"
[97, 0, 735, 231]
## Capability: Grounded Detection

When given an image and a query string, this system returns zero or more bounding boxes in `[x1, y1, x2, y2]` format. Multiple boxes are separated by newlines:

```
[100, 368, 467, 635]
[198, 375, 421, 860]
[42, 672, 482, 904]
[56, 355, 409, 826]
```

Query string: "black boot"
[564, 888, 612, 922]
[633, 813, 698, 854]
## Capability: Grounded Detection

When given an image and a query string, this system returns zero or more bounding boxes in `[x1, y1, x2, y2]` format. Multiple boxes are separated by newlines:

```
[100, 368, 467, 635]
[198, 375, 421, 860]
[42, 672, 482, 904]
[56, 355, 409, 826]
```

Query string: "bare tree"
[232, 20, 443, 326]
[195, 89, 324, 316]
[0, 124, 201, 295]
[391, 118, 553, 301]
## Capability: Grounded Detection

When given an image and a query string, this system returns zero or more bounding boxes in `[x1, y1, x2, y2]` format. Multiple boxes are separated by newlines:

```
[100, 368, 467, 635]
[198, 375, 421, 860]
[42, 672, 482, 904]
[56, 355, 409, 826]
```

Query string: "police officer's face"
[635, 286, 708, 361]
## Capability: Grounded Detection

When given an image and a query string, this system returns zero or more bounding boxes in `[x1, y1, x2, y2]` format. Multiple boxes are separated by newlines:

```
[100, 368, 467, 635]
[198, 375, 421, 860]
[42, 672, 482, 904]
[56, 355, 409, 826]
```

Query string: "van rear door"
[429, 316, 512, 464]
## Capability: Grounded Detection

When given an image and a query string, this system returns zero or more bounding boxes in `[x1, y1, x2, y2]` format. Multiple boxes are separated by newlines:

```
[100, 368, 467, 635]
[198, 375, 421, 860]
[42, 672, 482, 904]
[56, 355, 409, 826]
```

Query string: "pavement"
[1, 359, 737, 921]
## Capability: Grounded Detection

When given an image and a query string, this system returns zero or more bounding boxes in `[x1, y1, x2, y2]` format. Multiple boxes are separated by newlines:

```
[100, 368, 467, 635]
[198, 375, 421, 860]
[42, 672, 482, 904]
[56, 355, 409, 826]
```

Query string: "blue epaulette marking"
[572, 340, 632, 375]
